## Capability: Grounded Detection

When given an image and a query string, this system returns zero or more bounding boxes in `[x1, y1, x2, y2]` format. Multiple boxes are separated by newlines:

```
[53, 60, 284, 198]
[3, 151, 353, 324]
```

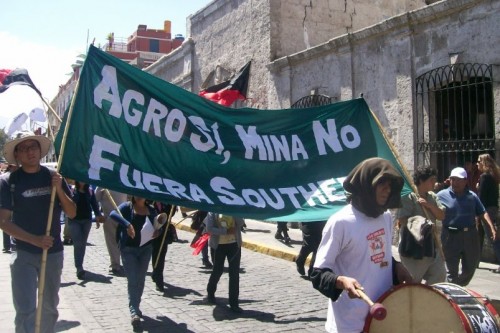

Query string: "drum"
[364, 283, 500, 333]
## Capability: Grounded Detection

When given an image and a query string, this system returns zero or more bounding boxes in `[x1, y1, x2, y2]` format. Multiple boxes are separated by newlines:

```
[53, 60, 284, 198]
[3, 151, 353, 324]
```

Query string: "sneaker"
[2, 248, 11, 254]
[296, 262, 306, 276]
[111, 267, 125, 276]
[77, 270, 86, 280]
[274, 232, 284, 240]
[156, 283, 165, 292]
[202, 260, 213, 269]
[131, 314, 141, 330]
[230, 305, 244, 313]
[206, 295, 217, 304]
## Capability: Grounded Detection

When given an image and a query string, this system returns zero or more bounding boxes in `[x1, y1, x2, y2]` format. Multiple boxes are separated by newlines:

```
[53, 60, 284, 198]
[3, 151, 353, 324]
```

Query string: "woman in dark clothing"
[110, 197, 159, 330]
[476, 153, 500, 273]
[69, 181, 104, 279]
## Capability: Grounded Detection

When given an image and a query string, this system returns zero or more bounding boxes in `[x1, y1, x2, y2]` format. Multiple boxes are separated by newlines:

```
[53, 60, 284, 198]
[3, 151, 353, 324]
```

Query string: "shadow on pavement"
[75, 271, 113, 286]
[140, 315, 196, 333]
[242, 228, 271, 234]
[162, 283, 203, 298]
[60, 281, 77, 288]
[55, 319, 80, 332]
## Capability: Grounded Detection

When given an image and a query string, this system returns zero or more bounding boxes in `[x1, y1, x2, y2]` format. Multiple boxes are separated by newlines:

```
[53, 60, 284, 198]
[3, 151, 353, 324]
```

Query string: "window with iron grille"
[415, 63, 494, 183]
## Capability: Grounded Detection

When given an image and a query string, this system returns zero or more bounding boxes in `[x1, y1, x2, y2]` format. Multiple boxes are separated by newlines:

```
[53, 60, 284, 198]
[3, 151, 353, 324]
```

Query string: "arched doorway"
[415, 63, 495, 184]
[291, 94, 335, 109]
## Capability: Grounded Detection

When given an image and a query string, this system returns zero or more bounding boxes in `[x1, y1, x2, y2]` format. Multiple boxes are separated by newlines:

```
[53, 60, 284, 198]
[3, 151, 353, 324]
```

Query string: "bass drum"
[364, 283, 500, 333]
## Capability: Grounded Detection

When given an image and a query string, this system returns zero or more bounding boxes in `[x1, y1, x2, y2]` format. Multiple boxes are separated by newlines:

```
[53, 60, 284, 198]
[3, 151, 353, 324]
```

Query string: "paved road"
[0, 217, 327, 333]
[1, 212, 499, 332]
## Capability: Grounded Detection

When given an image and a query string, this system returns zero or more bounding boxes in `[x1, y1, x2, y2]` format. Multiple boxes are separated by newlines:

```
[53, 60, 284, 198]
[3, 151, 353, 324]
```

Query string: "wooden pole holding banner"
[368, 108, 416, 191]
[39, 95, 62, 123]
[154, 205, 177, 269]
[368, 107, 445, 259]
[34, 79, 80, 333]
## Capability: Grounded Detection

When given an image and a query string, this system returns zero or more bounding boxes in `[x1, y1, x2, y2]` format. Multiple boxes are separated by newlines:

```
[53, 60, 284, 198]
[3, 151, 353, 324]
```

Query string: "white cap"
[450, 167, 467, 179]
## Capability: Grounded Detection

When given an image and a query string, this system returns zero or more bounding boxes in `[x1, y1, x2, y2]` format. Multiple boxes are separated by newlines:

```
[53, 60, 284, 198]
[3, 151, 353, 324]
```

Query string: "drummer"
[311, 158, 413, 333]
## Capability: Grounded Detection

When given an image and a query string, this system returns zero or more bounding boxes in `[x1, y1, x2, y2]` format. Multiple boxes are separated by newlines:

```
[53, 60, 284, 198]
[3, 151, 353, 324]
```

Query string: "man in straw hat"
[0, 130, 76, 333]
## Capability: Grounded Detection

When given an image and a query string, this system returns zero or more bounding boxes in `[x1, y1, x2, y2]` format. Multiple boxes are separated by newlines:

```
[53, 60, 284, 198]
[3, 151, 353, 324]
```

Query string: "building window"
[415, 63, 494, 181]
[150, 39, 160, 53]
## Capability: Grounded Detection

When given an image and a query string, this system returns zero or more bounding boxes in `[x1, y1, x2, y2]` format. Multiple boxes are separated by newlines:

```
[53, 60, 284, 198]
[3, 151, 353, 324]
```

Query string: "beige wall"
[270, 0, 427, 60]
[147, 0, 499, 171]
[269, 0, 500, 170]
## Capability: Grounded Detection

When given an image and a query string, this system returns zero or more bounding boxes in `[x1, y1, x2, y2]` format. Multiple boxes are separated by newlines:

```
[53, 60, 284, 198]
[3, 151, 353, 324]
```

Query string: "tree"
[0, 128, 8, 162]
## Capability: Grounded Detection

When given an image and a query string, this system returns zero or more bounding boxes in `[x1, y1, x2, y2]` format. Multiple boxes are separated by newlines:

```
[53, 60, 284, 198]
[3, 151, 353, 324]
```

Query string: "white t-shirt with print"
[315, 205, 394, 333]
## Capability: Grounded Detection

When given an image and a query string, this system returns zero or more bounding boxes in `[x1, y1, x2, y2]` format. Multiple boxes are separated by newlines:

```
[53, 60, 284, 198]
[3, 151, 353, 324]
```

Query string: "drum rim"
[362, 283, 473, 333]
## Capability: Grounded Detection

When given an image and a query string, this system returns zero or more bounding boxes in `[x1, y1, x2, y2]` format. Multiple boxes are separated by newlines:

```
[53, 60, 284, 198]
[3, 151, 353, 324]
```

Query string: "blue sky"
[0, 0, 212, 131]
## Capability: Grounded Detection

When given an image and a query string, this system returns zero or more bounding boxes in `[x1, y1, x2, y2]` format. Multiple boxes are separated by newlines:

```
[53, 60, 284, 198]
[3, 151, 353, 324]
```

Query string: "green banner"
[55, 45, 411, 222]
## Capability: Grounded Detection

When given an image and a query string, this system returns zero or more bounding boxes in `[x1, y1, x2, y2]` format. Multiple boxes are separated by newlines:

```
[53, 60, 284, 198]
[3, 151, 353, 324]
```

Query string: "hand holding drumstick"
[335, 276, 387, 320]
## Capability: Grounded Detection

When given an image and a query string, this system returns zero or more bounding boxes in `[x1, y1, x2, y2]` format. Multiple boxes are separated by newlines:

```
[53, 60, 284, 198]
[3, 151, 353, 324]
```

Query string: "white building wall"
[147, 0, 499, 172]
[269, 0, 500, 171]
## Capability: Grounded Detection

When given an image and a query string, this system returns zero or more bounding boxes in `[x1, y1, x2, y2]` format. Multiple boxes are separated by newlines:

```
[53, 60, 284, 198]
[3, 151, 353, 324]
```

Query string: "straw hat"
[3, 131, 51, 164]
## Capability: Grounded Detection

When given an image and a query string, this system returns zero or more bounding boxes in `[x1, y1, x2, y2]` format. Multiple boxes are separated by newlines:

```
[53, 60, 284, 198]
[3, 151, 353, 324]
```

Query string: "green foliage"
[0, 128, 7, 162]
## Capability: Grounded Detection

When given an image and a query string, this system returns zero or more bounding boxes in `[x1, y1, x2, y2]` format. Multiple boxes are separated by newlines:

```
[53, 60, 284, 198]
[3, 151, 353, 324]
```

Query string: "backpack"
[190, 210, 208, 230]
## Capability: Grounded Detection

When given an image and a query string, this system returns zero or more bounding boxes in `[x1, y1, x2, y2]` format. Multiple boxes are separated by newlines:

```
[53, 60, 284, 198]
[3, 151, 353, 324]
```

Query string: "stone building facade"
[145, 0, 499, 260]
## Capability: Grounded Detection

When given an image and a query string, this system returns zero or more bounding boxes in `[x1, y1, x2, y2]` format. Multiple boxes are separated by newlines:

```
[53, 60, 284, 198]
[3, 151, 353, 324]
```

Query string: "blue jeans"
[121, 245, 152, 316]
[10, 250, 63, 333]
[68, 219, 92, 272]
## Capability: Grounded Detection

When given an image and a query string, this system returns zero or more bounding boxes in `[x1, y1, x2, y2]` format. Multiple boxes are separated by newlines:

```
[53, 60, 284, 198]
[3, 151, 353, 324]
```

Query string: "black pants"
[296, 221, 326, 276]
[151, 232, 169, 285]
[277, 222, 288, 233]
[442, 228, 479, 286]
[207, 242, 241, 306]
[2, 231, 11, 251]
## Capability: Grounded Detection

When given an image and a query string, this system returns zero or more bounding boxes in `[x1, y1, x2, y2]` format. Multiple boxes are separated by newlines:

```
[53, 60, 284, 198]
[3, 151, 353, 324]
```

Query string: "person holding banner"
[311, 158, 412, 333]
[397, 166, 446, 285]
[205, 212, 246, 313]
[69, 181, 105, 280]
[0, 131, 76, 333]
[110, 197, 159, 330]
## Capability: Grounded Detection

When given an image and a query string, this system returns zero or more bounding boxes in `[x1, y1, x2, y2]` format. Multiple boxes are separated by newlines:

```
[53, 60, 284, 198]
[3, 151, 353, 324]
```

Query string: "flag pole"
[368, 107, 416, 192]
[34, 79, 80, 333]
[154, 205, 177, 269]
[368, 107, 444, 258]
[38, 95, 62, 123]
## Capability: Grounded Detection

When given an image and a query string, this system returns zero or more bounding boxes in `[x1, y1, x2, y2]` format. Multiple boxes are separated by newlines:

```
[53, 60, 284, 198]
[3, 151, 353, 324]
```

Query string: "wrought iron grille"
[291, 94, 335, 108]
[415, 63, 494, 182]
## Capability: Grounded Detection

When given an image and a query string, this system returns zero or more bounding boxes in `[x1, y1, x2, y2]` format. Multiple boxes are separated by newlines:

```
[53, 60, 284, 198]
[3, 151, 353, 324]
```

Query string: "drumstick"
[356, 289, 387, 320]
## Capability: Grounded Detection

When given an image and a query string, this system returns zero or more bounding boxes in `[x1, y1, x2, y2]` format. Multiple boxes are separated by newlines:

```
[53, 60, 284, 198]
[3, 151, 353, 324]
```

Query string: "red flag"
[0, 68, 42, 95]
[190, 233, 210, 255]
[199, 61, 251, 106]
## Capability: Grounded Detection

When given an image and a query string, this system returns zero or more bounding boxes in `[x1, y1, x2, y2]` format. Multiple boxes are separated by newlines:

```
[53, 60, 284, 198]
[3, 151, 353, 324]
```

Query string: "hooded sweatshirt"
[313, 158, 404, 333]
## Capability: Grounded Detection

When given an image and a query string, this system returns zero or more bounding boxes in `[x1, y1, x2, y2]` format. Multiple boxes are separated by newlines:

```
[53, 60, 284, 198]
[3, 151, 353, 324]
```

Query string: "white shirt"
[315, 205, 394, 333]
